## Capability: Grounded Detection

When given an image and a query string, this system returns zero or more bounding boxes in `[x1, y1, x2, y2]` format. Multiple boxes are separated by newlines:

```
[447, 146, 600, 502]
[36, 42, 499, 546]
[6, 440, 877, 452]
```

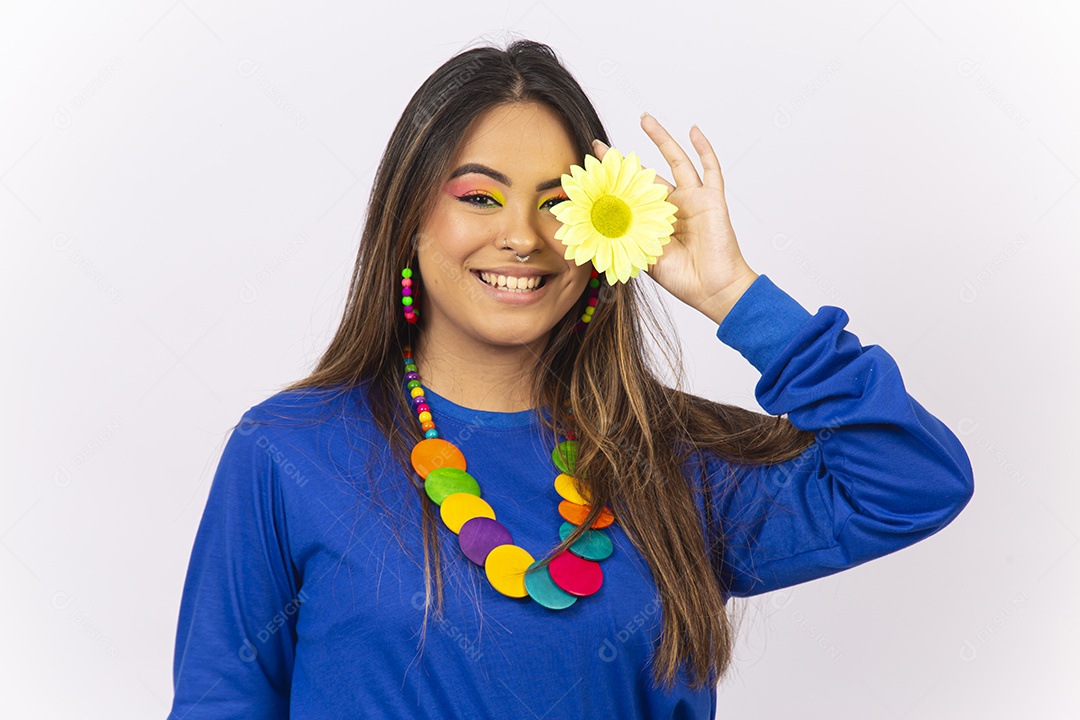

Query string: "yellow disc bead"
[554, 473, 592, 505]
[410, 387, 425, 398]
[485, 544, 534, 598]
[440, 493, 495, 533]
[418, 411, 432, 423]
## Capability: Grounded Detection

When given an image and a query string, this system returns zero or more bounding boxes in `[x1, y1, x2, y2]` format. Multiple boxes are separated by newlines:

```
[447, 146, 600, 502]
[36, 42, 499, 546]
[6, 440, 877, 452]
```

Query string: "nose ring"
[504, 240, 530, 263]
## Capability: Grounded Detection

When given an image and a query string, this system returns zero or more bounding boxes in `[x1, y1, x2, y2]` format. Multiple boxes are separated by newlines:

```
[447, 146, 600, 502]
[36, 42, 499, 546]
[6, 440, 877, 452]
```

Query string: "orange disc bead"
[558, 500, 614, 529]
[410, 438, 466, 478]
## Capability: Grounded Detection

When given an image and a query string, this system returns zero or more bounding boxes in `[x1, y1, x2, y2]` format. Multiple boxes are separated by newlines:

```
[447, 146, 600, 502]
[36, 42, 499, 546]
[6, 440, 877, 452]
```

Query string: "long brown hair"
[279, 37, 815, 691]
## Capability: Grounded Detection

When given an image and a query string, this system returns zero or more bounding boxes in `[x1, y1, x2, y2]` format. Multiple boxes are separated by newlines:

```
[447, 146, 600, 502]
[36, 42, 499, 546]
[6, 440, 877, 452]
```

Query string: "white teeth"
[478, 271, 543, 292]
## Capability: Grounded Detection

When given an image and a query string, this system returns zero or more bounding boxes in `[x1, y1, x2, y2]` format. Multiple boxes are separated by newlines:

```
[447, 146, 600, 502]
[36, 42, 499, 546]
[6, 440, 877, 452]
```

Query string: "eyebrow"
[448, 163, 564, 192]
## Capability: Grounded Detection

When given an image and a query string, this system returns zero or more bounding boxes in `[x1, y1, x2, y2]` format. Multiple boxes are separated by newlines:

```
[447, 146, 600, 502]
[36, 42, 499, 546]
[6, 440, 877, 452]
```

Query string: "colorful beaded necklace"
[402, 346, 616, 610]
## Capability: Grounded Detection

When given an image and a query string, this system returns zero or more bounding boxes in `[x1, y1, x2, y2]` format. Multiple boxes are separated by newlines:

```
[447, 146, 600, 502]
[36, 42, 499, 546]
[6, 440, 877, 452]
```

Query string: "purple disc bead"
[406, 371, 419, 380]
[458, 517, 513, 566]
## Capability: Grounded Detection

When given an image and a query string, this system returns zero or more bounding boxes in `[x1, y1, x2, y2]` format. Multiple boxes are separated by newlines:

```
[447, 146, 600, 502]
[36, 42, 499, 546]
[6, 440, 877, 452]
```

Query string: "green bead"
[425, 467, 481, 505]
[402, 268, 413, 278]
[407, 380, 420, 389]
[402, 297, 413, 306]
[552, 439, 579, 475]
[589, 278, 599, 288]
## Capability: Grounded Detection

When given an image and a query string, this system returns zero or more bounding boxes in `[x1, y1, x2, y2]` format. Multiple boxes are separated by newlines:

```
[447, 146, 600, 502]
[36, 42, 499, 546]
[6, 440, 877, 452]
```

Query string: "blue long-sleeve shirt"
[168, 274, 974, 719]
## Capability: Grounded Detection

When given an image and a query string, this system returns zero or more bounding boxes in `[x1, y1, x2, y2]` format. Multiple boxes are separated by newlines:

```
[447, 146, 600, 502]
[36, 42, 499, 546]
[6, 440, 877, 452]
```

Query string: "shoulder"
[237, 380, 374, 434]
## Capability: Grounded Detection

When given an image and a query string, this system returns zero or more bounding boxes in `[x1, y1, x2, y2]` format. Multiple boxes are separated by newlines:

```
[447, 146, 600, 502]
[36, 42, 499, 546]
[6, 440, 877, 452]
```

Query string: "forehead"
[452, 102, 578, 169]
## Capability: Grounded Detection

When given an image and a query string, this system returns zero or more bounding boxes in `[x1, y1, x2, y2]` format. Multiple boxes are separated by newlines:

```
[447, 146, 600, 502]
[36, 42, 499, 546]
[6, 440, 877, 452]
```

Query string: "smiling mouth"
[473, 270, 550, 292]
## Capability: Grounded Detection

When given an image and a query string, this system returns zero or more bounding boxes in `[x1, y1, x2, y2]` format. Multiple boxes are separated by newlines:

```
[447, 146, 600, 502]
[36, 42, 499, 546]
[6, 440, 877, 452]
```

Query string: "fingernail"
[640, 111, 650, 120]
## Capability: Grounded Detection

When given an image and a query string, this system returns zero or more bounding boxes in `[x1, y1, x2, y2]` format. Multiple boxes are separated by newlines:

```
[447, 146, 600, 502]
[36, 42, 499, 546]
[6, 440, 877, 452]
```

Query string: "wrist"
[699, 266, 759, 326]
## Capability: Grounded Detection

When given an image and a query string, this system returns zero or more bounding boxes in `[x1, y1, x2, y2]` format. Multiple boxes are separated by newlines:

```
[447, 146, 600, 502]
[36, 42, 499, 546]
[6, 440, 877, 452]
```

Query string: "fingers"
[590, 138, 608, 161]
[591, 118, 720, 193]
[689, 125, 724, 192]
[640, 113, 702, 189]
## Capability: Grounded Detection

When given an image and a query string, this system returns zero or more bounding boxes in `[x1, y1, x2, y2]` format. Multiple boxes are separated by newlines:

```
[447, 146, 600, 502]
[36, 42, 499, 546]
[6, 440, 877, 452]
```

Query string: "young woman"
[168, 39, 974, 719]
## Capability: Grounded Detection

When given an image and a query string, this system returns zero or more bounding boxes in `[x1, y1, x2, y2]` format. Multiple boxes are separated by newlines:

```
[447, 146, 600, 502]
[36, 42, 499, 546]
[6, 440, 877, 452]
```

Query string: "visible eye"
[458, 192, 500, 208]
[542, 195, 569, 212]
[457, 192, 569, 212]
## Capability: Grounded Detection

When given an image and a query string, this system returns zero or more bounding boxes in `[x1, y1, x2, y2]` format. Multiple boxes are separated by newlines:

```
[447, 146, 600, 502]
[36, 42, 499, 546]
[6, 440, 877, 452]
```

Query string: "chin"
[477, 319, 557, 346]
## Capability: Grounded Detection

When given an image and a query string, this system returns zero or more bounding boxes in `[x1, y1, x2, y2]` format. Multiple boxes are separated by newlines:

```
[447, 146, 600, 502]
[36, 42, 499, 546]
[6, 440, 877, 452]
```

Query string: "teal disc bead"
[558, 521, 613, 561]
[524, 560, 577, 610]
[424, 467, 481, 505]
[424, 429, 439, 438]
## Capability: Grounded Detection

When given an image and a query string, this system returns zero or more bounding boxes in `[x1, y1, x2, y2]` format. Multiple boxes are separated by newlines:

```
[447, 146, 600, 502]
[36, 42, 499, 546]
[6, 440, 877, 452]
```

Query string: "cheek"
[563, 256, 592, 284]
[419, 204, 482, 259]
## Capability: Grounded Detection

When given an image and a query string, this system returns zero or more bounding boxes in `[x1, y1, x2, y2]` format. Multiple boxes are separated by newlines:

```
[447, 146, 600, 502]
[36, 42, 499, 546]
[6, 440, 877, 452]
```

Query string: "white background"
[2, 1, 1076, 717]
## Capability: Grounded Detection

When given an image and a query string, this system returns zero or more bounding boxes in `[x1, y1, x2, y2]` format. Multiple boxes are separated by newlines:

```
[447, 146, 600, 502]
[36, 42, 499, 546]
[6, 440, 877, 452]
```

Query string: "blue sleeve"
[169, 416, 299, 718]
[708, 275, 975, 598]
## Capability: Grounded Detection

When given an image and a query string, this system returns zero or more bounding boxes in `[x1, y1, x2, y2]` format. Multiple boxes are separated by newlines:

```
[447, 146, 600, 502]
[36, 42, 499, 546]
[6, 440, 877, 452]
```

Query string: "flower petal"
[611, 241, 632, 283]
[634, 234, 665, 256]
[562, 175, 592, 207]
[556, 203, 591, 226]
[554, 144, 680, 284]
[600, 147, 623, 184]
[561, 223, 594, 247]
[578, 164, 604, 201]
[622, 234, 651, 270]
[631, 217, 674, 238]
[638, 183, 669, 204]
[612, 150, 639, 197]
[584, 152, 603, 175]
[593, 235, 613, 273]
[623, 166, 657, 200]
[573, 232, 601, 263]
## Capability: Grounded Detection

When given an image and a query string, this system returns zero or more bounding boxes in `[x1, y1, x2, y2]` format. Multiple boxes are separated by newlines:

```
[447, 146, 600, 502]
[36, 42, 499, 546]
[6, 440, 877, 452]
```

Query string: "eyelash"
[458, 192, 568, 211]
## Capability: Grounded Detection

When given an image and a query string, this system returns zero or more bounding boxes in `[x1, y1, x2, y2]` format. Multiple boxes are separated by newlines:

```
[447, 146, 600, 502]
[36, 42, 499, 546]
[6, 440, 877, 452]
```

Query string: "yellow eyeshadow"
[542, 194, 569, 210]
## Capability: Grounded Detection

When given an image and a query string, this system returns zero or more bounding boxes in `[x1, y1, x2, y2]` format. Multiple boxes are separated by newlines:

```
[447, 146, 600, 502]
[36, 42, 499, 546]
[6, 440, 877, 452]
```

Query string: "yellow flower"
[551, 148, 678, 285]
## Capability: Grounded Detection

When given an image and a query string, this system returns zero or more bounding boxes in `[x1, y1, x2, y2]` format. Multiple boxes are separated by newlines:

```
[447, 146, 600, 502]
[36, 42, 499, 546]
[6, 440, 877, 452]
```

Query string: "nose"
[501, 235, 543, 259]
[499, 203, 547, 258]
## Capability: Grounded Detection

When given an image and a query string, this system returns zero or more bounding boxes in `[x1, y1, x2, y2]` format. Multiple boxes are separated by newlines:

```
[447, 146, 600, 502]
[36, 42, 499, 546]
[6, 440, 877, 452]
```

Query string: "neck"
[410, 329, 548, 413]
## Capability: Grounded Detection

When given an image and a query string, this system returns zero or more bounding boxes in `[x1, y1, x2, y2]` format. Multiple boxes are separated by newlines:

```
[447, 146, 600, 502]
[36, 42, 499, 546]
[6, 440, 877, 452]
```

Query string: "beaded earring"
[575, 268, 601, 332]
[401, 267, 419, 324]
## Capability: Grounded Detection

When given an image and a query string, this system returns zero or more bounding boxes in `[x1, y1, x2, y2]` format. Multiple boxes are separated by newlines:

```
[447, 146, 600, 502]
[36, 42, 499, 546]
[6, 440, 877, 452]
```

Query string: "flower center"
[590, 195, 632, 238]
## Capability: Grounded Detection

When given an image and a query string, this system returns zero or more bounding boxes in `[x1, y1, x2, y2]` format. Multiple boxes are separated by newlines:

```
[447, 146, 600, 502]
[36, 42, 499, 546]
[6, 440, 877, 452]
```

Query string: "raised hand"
[592, 113, 758, 325]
